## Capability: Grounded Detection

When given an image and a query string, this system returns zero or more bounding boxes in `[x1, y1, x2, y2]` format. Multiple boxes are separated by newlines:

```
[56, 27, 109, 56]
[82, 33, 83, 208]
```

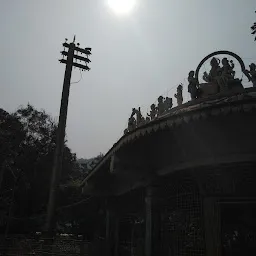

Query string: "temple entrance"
[220, 200, 256, 256]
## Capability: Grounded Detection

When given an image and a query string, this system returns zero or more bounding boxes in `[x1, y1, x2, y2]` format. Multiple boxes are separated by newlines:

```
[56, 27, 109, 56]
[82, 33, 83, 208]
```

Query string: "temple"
[81, 51, 256, 256]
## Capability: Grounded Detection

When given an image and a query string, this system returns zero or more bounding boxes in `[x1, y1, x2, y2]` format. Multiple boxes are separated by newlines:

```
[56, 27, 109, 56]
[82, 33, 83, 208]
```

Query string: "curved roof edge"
[81, 88, 256, 187]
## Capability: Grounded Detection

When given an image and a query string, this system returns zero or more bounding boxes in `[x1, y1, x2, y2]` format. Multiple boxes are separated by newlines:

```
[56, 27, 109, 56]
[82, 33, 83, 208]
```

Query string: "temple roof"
[81, 88, 256, 188]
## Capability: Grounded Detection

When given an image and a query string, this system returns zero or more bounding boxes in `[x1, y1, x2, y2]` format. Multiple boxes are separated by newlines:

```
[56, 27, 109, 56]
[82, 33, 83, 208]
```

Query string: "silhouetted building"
[81, 52, 256, 256]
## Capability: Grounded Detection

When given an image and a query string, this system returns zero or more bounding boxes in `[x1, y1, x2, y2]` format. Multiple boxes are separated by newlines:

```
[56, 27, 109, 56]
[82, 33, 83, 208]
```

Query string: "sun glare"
[107, 0, 136, 15]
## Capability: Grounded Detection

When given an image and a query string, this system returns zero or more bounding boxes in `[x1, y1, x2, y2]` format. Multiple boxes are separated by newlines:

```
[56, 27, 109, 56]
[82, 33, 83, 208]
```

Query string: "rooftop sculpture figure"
[174, 84, 183, 106]
[202, 57, 221, 83]
[202, 57, 237, 92]
[132, 107, 145, 127]
[249, 63, 256, 87]
[188, 71, 199, 100]
[147, 104, 157, 121]
[196, 51, 251, 96]
[164, 97, 173, 112]
[124, 51, 256, 134]
[221, 58, 235, 78]
[157, 96, 165, 116]
[202, 57, 225, 91]
[128, 112, 136, 132]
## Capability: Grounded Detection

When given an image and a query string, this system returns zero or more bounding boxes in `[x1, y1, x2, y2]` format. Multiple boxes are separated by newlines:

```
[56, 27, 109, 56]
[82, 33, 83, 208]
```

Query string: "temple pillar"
[145, 186, 152, 256]
[92, 223, 102, 256]
[114, 216, 119, 256]
[204, 197, 221, 256]
[105, 199, 119, 256]
[105, 207, 111, 256]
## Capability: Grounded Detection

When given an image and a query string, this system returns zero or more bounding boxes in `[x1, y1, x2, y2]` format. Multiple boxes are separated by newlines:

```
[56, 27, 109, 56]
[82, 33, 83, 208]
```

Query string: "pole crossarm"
[60, 51, 91, 63]
[61, 40, 91, 72]
[75, 47, 92, 55]
[63, 42, 91, 55]
[59, 59, 91, 71]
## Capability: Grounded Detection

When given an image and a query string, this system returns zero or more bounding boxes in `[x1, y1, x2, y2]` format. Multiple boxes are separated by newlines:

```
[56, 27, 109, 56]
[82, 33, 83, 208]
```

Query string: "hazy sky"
[1, 0, 256, 158]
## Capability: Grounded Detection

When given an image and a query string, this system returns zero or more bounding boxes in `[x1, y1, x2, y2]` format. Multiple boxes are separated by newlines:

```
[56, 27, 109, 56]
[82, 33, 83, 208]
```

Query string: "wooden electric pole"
[45, 36, 91, 235]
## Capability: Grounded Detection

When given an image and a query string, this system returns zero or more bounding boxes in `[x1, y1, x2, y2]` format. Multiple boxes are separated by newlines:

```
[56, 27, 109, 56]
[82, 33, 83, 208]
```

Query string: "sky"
[1, 0, 256, 158]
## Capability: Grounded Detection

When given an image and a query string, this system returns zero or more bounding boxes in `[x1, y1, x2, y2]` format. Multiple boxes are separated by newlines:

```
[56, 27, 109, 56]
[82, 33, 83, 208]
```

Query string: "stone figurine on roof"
[164, 97, 173, 112]
[132, 107, 145, 127]
[123, 114, 136, 135]
[249, 63, 256, 87]
[202, 56, 242, 92]
[188, 71, 199, 100]
[221, 58, 235, 79]
[203, 57, 221, 83]
[147, 104, 157, 120]
[157, 96, 165, 116]
[174, 84, 183, 106]
[128, 112, 136, 132]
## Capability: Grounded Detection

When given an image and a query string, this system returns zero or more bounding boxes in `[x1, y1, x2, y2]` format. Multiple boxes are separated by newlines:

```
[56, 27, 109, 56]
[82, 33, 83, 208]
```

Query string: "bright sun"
[107, 0, 136, 15]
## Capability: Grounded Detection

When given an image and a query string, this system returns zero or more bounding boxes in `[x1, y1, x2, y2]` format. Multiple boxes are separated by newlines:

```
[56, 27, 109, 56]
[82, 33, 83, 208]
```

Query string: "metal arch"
[195, 50, 251, 83]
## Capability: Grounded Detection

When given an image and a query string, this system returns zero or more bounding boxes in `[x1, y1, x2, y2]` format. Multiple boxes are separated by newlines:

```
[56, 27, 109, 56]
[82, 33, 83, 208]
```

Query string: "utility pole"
[45, 36, 91, 235]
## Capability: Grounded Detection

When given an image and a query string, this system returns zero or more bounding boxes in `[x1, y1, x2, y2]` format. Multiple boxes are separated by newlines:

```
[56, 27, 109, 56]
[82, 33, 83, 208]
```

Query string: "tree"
[0, 104, 100, 236]
[12, 104, 58, 218]
[77, 153, 104, 176]
[251, 11, 256, 41]
[0, 104, 79, 234]
[0, 109, 25, 189]
[0, 109, 25, 232]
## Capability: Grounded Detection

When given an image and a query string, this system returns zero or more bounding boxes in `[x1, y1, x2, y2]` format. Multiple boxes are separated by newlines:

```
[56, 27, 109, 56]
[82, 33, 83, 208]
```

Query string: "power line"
[70, 69, 83, 84]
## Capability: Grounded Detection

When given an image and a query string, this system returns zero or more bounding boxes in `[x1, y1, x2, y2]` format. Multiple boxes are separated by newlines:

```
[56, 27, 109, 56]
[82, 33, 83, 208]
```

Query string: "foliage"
[77, 153, 104, 176]
[0, 109, 25, 230]
[251, 11, 256, 41]
[0, 104, 80, 234]
[0, 109, 25, 160]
